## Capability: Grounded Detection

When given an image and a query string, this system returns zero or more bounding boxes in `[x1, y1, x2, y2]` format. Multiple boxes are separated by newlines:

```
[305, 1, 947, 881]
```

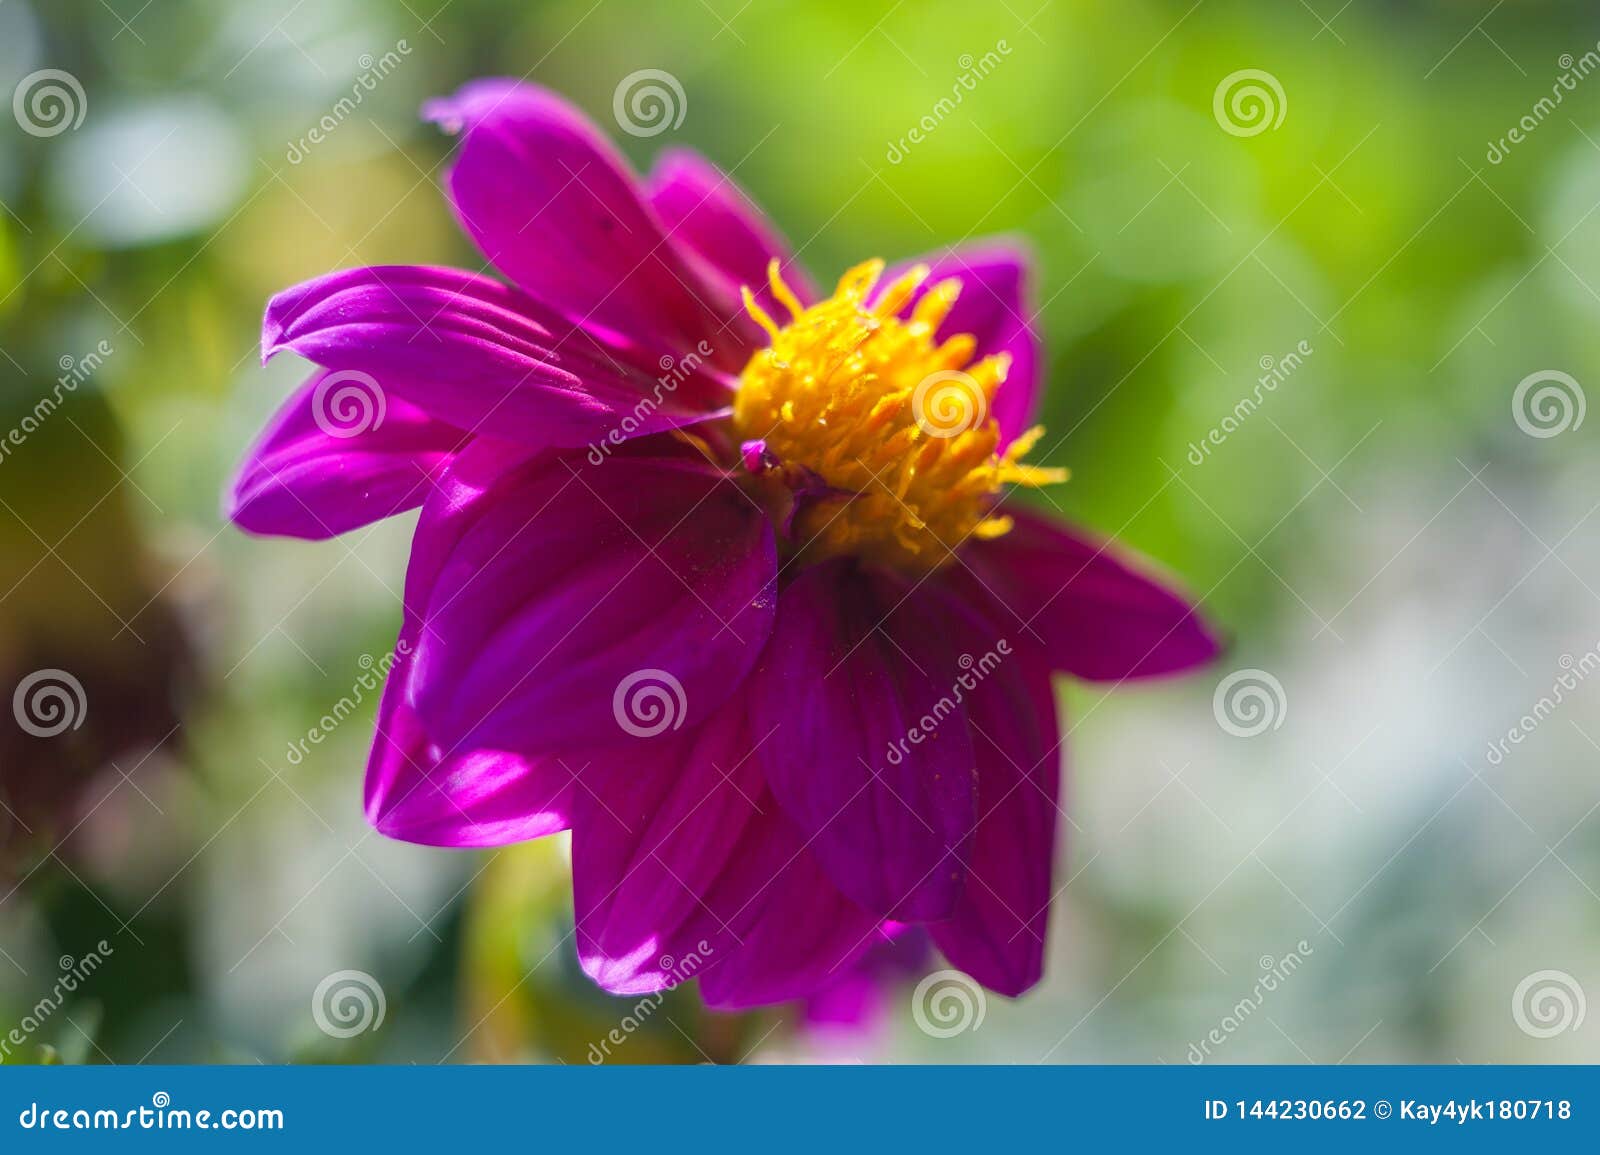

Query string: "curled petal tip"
[420, 96, 462, 134]
[259, 295, 291, 364]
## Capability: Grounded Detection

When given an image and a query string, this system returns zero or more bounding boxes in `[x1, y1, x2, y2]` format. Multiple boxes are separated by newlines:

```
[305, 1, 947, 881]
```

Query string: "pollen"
[732, 259, 1066, 572]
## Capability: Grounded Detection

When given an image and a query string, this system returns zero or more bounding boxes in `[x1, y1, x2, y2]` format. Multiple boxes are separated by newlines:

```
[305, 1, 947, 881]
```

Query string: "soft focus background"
[3, 0, 1599, 1064]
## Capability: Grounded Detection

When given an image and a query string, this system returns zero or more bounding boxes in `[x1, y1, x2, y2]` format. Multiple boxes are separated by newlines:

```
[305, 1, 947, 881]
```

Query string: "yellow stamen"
[768, 263, 806, 320]
[740, 286, 782, 342]
[732, 258, 1066, 572]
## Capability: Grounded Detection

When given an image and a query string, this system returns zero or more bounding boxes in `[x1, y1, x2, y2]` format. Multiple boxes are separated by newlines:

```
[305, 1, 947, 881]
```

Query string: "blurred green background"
[3, 0, 1599, 1063]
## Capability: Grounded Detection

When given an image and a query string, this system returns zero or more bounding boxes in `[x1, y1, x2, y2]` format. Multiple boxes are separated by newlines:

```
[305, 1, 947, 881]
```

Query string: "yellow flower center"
[731, 258, 1066, 573]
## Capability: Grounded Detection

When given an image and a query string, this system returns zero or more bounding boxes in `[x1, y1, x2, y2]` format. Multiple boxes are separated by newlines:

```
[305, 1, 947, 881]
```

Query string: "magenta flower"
[228, 79, 1219, 1009]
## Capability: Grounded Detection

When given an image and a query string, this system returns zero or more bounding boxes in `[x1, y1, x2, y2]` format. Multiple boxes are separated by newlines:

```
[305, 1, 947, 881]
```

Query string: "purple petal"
[802, 924, 930, 1028]
[799, 967, 882, 1028]
[927, 619, 1060, 997]
[694, 785, 881, 1010]
[401, 436, 547, 608]
[645, 148, 816, 320]
[406, 452, 776, 757]
[227, 370, 465, 540]
[572, 680, 882, 1003]
[571, 688, 767, 995]
[889, 242, 1041, 449]
[950, 506, 1223, 681]
[365, 441, 576, 847]
[364, 646, 574, 847]
[746, 562, 977, 922]
[423, 81, 743, 367]
[263, 264, 731, 448]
